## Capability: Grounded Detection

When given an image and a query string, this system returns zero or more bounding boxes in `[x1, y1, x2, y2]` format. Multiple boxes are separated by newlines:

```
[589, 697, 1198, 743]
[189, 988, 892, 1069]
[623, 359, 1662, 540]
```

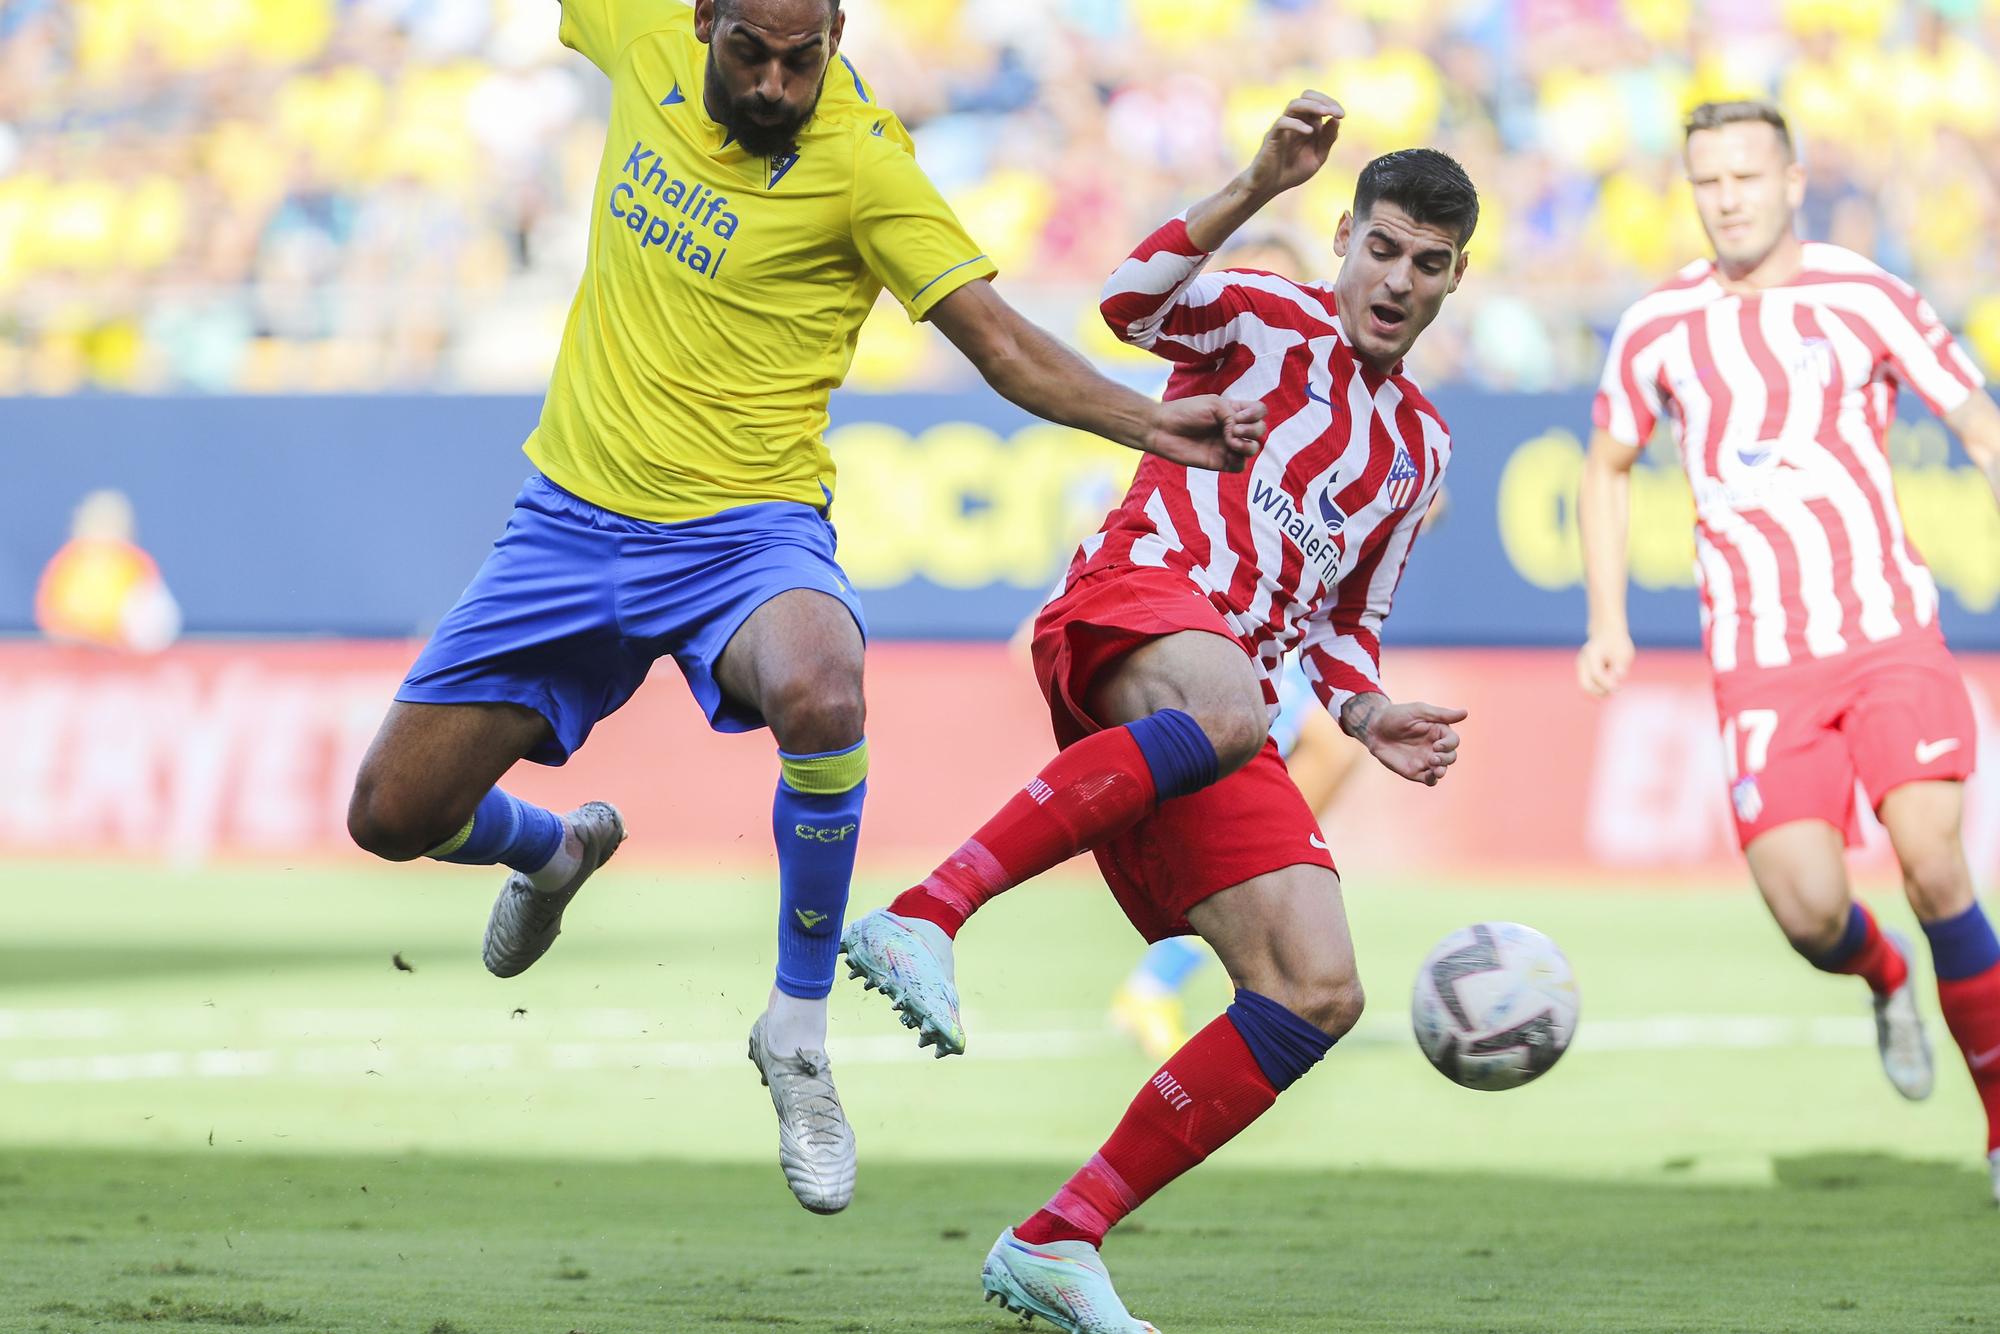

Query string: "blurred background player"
[343, 0, 1263, 1219]
[846, 94, 1475, 1329]
[1578, 99, 2000, 1198]
[34, 488, 181, 655]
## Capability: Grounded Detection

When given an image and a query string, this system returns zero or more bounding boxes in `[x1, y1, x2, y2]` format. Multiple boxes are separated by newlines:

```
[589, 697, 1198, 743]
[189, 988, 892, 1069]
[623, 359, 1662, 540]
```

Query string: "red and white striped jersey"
[1594, 243, 1986, 676]
[1072, 215, 1451, 717]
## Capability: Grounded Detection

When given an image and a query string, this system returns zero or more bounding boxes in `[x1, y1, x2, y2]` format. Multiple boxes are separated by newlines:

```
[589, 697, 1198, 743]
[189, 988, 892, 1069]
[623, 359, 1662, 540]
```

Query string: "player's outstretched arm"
[1184, 91, 1343, 252]
[1338, 692, 1466, 788]
[1946, 390, 2000, 507]
[928, 279, 1265, 473]
[1576, 427, 1642, 697]
[1098, 92, 1339, 359]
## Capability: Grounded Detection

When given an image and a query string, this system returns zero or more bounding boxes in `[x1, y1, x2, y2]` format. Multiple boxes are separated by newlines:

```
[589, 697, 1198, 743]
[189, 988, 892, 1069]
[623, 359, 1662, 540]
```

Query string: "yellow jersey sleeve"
[559, 0, 672, 75]
[851, 118, 996, 321]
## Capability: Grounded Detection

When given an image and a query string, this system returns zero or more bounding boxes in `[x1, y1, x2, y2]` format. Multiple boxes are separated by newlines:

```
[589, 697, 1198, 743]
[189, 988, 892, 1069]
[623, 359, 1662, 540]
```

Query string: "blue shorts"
[397, 473, 866, 764]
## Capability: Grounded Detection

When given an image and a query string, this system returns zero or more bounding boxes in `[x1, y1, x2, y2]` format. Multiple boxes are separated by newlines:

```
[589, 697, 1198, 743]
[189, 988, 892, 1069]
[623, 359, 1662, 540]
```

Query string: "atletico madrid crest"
[1731, 774, 1764, 824]
[1385, 445, 1420, 509]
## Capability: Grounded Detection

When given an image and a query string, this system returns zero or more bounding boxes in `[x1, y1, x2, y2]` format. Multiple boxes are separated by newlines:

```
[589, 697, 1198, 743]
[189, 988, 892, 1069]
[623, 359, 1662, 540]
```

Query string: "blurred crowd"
[3, 0, 1998, 396]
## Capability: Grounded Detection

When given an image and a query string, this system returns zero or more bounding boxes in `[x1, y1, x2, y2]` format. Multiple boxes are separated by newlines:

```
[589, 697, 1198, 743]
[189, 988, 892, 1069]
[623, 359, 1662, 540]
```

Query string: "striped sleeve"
[1099, 215, 1254, 367]
[1871, 275, 1986, 417]
[1591, 304, 1664, 448]
[1297, 464, 1443, 716]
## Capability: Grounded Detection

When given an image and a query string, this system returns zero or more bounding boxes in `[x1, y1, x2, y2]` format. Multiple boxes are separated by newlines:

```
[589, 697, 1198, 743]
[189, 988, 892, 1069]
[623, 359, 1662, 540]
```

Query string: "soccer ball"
[1410, 922, 1579, 1091]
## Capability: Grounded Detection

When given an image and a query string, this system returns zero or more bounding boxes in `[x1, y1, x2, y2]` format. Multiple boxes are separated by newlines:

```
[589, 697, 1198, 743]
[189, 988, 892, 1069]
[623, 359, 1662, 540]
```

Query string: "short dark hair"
[1353, 149, 1479, 248]
[1683, 100, 1793, 159]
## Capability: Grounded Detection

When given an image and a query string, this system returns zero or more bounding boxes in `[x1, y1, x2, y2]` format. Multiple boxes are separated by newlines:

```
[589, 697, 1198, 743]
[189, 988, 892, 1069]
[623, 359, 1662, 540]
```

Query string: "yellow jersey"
[529, 0, 996, 522]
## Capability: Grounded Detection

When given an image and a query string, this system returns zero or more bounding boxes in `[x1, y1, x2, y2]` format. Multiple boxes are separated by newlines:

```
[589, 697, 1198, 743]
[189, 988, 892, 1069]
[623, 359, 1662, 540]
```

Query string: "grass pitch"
[1, 860, 1993, 1332]
[5, 1146, 1993, 1333]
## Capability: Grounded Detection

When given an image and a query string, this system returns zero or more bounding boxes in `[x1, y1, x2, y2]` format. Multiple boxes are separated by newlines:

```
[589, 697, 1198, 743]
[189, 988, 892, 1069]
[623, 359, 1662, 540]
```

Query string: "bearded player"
[843, 94, 1477, 1329]
[1578, 100, 2000, 1198]
[343, 0, 1264, 1218]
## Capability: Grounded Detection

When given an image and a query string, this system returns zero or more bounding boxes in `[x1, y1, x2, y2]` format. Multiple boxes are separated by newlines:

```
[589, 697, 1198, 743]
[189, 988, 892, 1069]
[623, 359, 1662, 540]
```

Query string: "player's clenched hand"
[1351, 699, 1467, 787]
[1244, 91, 1344, 198]
[1144, 395, 1266, 473]
[1576, 631, 1635, 697]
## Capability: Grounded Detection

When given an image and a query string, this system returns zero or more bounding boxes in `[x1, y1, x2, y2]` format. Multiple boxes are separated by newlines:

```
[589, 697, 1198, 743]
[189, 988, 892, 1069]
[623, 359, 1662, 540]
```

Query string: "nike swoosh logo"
[794, 908, 828, 929]
[659, 82, 685, 106]
[1970, 1041, 2000, 1071]
[1915, 738, 1962, 764]
[1308, 833, 1329, 851]
[1305, 384, 1333, 407]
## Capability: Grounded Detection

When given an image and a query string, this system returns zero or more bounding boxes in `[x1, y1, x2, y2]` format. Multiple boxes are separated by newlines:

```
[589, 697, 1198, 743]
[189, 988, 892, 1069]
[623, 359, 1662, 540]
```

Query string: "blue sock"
[1226, 988, 1337, 1090]
[1807, 903, 1873, 971]
[772, 740, 869, 1000]
[426, 787, 563, 872]
[1134, 938, 1208, 993]
[1922, 902, 2000, 981]
[1126, 708, 1220, 801]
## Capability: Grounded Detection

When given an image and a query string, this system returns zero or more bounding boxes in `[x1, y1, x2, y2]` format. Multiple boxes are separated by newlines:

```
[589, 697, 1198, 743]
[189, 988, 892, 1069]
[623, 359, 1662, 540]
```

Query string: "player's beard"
[707, 51, 825, 158]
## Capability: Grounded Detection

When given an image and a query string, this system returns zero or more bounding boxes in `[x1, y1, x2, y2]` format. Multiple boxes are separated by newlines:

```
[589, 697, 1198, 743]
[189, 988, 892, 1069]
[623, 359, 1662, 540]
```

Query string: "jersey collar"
[1330, 315, 1405, 387]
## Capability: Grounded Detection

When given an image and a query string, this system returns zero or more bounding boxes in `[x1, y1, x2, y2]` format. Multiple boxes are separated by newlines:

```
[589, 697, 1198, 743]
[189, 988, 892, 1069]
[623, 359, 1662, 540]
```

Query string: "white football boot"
[1988, 1148, 1999, 1206]
[481, 802, 626, 978]
[981, 1227, 1158, 1333]
[1873, 932, 1935, 1101]
[840, 908, 965, 1056]
[746, 1016, 856, 1215]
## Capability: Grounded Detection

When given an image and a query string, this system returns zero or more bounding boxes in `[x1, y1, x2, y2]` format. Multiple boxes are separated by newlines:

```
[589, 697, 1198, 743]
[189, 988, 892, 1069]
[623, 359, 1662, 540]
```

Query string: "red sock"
[1937, 962, 2000, 1153]
[1015, 1013, 1278, 1247]
[889, 727, 1157, 938]
[1827, 905, 1909, 997]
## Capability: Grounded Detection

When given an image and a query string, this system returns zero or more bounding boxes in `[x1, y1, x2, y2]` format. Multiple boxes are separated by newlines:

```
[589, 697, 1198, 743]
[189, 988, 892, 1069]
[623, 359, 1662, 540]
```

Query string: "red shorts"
[1712, 630, 1977, 850]
[1031, 565, 1337, 942]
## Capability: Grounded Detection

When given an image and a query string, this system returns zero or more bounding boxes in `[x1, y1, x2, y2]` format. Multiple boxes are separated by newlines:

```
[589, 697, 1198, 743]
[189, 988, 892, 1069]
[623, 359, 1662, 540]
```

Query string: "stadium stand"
[1, 0, 1995, 397]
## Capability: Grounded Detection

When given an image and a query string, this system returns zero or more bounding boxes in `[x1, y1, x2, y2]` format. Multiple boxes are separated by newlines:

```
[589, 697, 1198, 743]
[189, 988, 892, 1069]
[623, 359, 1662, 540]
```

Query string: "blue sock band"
[430, 788, 563, 873]
[1922, 902, 2000, 982]
[1806, 903, 1873, 971]
[1225, 988, 1337, 1091]
[1127, 708, 1220, 802]
[1135, 937, 1208, 992]
[772, 740, 868, 1000]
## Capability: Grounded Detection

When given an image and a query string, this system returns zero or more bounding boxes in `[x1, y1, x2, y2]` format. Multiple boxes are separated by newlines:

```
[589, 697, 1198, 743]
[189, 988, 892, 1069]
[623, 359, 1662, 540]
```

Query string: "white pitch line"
[0, 1012, 1875, 1086]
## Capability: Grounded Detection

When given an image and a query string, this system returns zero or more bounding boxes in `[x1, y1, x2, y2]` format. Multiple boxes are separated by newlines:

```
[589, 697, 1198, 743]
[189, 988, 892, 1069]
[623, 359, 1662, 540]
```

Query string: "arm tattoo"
[1339, 692, 1387, 744]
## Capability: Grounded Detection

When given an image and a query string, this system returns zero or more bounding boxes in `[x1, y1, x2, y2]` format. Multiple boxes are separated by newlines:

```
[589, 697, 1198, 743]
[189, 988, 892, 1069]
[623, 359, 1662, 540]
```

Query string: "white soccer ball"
[1410, 922, 1579, 1091]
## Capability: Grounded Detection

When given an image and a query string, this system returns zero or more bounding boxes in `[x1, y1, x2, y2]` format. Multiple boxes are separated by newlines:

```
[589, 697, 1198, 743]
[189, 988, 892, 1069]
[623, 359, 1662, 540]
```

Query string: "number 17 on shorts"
[1712, 635, 1979, 851]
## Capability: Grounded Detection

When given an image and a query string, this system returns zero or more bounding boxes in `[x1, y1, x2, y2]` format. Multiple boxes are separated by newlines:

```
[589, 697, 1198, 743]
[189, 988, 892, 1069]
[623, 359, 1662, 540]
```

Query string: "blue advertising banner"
[3, 391, 1994, 645]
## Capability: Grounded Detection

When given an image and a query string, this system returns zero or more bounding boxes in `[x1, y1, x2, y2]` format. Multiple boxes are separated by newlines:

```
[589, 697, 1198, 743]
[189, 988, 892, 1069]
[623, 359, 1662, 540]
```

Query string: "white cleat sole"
[984, 1271, 1103, 1332]
[840, 910, 965, 1057]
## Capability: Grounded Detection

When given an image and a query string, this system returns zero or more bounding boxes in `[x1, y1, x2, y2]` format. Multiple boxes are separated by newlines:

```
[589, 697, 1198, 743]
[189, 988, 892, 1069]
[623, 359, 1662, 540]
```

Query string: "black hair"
[1683, 99, 1793, 161]
[1353, 148, 1479, 248]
